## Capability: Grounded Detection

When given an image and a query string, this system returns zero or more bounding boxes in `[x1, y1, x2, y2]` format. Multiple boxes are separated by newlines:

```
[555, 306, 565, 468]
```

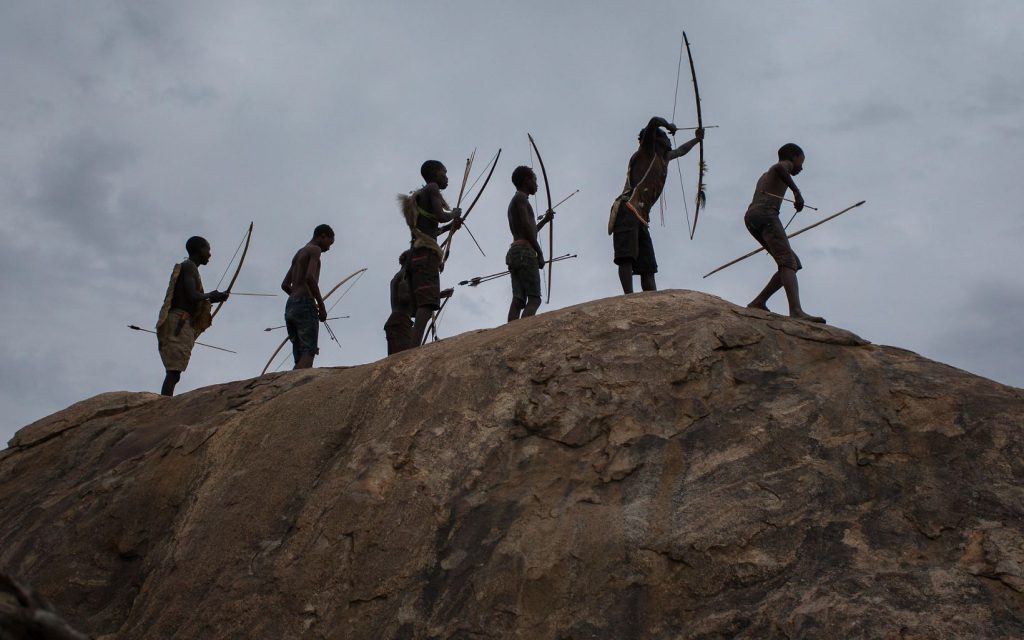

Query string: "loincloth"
[157, 309, 196, 372]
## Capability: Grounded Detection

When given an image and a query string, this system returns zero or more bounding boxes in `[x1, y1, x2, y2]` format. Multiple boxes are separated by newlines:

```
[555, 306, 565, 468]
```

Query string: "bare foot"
[791, 311, 826, 324]
[746, 302, 770, 312]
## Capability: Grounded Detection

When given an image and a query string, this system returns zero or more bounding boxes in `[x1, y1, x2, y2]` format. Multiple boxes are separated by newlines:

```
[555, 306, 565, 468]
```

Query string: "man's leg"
[780, 267, 825, 323]
[507, 299, 525, 322]
[522, 295, 542, 318]
[411, 306, 433, 346]
[161, 371, 180, 396]
[618, 262, 635, 294]
[748, 271, 782, 311]
[292, 300, 321, 368]
[640, 274, 657, 291]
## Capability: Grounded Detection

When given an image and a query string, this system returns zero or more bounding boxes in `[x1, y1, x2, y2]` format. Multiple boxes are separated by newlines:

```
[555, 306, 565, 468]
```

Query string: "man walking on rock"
[156, 236, 229, 396]
[744, 143, 825, 323]
[280, 224, 335, 369]
[609, 117, 703, 294]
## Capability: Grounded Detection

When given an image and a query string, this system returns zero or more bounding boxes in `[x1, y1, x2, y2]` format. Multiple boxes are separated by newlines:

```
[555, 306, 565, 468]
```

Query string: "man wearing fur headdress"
[155, 236, 229, 396]
[397, 160, 463, 347]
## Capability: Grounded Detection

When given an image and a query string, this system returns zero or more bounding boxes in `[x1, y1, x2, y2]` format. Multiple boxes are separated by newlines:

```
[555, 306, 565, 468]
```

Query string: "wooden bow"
[260, 267, 367, 375]
[528, 134, 555, 303]
[683, 32, 706, 240]
[211, 221, 253, 321]
[441, 149, 501, 267]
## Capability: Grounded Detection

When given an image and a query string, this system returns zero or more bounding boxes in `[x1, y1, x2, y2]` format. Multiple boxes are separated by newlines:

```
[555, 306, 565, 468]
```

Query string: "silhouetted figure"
[398, 160, 463, 347]
[608, 117, 703, 293]
[157, 236, 229, 396]
[385, 250, 416, 354]
[506, 166, 552, 321]
[280, 224, 335, 369]
[744, 144, 825, 323]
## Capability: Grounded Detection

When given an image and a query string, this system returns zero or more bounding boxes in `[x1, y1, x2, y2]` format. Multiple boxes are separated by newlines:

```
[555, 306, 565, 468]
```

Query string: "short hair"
[185, 236, 208, 255]
[778, 143, 804, 162]
[511, 166, 534, 190]
[420, 160, 445, 182]
[313, 224, 335, 239]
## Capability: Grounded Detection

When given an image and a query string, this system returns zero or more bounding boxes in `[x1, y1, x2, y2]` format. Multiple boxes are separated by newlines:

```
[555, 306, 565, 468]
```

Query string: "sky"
[2, 1, 1022, 446]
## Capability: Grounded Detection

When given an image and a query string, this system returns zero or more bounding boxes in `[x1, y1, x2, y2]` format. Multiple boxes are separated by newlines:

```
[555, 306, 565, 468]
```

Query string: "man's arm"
[513, 195, 544, 259]
[667, 127, 704, 161]
[182, 262, 227, 303]
[770, 161, 804, 211]
[303, 246, 327, 321]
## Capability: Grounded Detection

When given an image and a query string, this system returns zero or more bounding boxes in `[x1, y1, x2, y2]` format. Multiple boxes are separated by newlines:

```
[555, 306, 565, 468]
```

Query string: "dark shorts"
[384, 311, 413, 355]
[285, 295, 319, 363]
[408, 248, 442, 310]
[745, 213, 802, 271]
[506, 244, 541, 302]
[612, 203, 658, 275]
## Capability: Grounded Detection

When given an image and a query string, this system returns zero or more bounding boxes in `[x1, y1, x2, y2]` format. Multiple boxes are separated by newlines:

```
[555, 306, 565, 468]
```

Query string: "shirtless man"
[399, 160, 463, 347]
[506, 166, 553, 321]
[156, 236, 229, 396]
[384, 250, 416, 354]
[744, 143, 825, 323]
[609, 117, 703, 294]
[280, 224, 335, 369]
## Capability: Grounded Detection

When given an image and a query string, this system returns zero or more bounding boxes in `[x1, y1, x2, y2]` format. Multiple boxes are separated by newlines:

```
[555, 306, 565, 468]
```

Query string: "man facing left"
[156, 236, 229, 396]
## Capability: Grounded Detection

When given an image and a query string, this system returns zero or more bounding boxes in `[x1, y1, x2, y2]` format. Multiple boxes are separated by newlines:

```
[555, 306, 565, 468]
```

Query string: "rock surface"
[1, 290, 1023, 639]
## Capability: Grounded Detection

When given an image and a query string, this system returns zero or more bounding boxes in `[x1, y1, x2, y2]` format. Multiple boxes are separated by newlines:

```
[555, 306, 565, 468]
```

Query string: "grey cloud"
[929, 281, 1024, 388]
[30, 131, 137, 238]
[829, 101, 912, 132]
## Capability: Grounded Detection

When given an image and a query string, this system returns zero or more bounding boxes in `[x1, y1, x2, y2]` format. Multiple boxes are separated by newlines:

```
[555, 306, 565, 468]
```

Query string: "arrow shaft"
[127, 324, 236, 354]
[421, 293, 452, 345]
[761, 191, 819, 211]
[459, 254, 578, 286]
[264, 316, 348, 331]
[461, 220, 487, 257]
[702, 201, 866, 278]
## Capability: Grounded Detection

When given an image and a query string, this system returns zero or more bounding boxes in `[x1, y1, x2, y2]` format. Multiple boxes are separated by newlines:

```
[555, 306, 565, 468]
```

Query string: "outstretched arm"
[668, 127, 704, 160]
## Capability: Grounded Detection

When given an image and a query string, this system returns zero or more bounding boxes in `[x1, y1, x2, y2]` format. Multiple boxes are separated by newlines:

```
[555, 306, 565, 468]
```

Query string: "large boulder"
[1, 290, 1022, 639]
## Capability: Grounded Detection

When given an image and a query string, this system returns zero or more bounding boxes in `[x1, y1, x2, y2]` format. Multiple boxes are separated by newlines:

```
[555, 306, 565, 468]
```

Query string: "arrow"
[537, 189, 579, 221]
[127, 324, 237, 354]
[458, 253, 579, 287]
[421, 292, 453, 345]
[264, 316, 349, 331]
[703, 200, 866, 279]
[761, 191, 819, 211]
[460, 220, 487, 257]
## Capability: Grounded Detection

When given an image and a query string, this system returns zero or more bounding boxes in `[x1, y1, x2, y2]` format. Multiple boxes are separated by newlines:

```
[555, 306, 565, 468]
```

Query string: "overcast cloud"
[2, 1, 1022, 446]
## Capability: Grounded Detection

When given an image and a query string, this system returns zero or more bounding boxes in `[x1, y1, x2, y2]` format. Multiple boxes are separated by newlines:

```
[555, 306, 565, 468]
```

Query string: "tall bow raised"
[683, 32, 706, 240]
[527, 134, 555, 303]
